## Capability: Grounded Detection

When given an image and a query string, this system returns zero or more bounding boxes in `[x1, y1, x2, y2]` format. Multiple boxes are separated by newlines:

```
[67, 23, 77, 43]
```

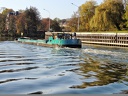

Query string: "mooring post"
[116, 33, 118, 43]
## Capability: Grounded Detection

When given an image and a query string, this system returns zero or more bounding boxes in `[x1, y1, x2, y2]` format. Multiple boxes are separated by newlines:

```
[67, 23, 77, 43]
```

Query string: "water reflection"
[0, 66, 39, 73]
[0, 41, 128, 94]
[0, 37, 14, 41]
[70, 56, 128, 89]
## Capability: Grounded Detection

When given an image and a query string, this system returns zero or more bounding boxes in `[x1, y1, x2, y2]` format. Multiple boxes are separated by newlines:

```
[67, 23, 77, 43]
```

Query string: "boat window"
[57, 33, 72, 39]
[57, 33, 64, 39]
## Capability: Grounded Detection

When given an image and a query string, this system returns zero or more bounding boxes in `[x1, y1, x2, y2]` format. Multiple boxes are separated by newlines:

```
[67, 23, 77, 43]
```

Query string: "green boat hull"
[17, 37, 81, 48]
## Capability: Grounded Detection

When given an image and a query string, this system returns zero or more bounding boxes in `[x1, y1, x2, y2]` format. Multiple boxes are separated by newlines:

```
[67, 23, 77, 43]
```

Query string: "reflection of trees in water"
[0, 37, 14, 41]
[70, 57, 128, 89]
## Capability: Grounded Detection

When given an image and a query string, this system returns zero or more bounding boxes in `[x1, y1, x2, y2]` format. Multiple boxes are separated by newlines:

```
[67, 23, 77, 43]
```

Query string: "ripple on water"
[0, 41, 128, 94]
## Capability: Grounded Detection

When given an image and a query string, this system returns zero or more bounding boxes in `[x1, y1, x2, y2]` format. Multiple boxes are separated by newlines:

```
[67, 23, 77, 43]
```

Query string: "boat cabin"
[52, 32, 76, 40]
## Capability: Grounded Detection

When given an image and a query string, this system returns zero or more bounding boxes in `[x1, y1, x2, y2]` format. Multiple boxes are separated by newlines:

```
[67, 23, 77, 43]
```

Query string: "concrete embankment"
[45, 32, 128, 47]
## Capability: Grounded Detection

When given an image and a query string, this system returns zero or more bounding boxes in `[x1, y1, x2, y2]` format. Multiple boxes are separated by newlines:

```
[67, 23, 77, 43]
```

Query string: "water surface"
[0, 41, 128, 94]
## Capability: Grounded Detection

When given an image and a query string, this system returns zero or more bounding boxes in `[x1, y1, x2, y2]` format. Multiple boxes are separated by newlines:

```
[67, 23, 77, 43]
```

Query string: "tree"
[41, 18, 51, 31]
[16, 12, 26, 36]
[124, 2, 128, 29]
[51, 18, 62, 32]
[68, 12, 78, 32]
[24, 7, 41, 37]
[124, 0, 128, 9]
[1, 8, 16, 36]
[8, 15, 17, 36]
[2, 8, 19, 36]
[90, 0, 125, 31]
[2, 8, 13, 16]
[0, 14, 6, 36]
[80, 0, 97, 31]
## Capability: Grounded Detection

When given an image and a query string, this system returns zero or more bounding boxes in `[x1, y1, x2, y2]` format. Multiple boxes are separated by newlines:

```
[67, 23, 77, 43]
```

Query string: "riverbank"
[46, 32, 128, 47]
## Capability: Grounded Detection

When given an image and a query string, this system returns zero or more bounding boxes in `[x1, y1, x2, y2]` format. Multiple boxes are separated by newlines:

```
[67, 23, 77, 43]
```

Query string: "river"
[0, 40, 128, 94]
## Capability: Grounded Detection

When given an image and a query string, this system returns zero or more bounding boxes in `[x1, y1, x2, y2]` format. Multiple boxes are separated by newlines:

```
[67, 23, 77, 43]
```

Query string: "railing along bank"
[76, 32, 128, 47]
[45, 32, 128, 47]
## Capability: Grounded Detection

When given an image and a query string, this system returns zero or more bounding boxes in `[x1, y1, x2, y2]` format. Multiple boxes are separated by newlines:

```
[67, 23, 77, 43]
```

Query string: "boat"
[17, 32, 82, 48]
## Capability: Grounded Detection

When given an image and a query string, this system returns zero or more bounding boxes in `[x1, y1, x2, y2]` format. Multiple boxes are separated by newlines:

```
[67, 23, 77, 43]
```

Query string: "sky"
[1, 0, 103, 19]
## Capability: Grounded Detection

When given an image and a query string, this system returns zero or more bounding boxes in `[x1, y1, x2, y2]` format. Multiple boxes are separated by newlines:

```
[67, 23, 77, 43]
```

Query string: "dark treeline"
[0, 7, 62, 38]
[0, 0, 128, 38]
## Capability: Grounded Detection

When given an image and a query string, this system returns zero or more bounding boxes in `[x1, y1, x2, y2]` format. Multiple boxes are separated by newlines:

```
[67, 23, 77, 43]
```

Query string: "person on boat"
[52, 33, 55, 39]
[72, 32, 76, 39]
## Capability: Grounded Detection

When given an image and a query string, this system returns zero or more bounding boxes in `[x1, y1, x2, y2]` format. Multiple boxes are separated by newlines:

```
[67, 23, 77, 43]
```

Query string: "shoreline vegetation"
[0, 0, 128, 38]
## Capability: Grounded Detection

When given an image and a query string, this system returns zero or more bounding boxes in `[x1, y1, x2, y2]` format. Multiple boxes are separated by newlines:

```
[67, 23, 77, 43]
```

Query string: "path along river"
[0, 40, 128, 94]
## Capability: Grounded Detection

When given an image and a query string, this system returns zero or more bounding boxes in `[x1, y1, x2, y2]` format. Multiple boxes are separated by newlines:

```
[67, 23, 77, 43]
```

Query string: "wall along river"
[0, 41, 128, 94]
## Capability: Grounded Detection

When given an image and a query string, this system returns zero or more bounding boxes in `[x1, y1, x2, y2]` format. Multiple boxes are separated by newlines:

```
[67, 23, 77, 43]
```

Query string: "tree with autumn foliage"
[68, 0, 97, 32]
[0, 7, 42, 37]
[16, 12, 26, 36]
[68, 12, 78, 32]
[51, 18, 62, 32]
[124, 3, 128, 29]
[68, 0, 126, 32]
[23, 7, 41, 37]
[0, 14, 6, 36]
[2, 8, 18, 36]
[90, 0, 125, 31]
[80, 0, 97, 31]
[41, 18, 51, 31]
[8, 14, 17, 36]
